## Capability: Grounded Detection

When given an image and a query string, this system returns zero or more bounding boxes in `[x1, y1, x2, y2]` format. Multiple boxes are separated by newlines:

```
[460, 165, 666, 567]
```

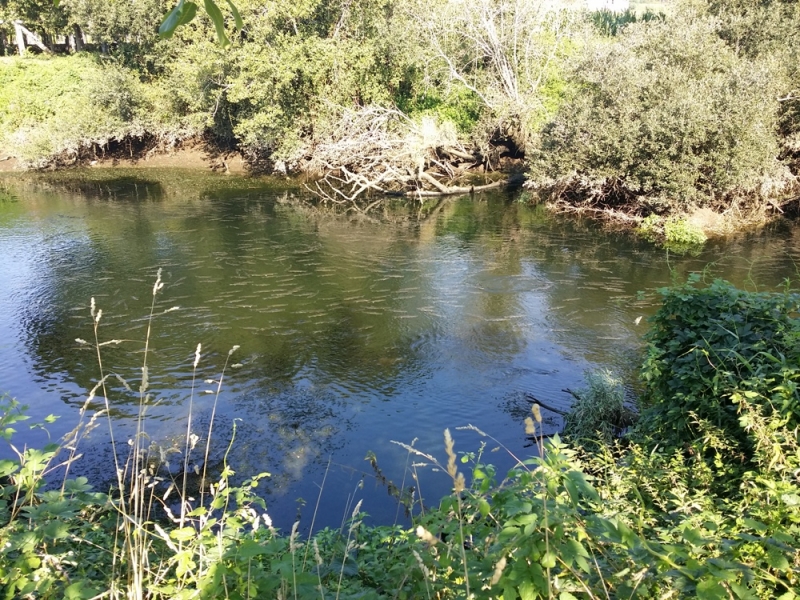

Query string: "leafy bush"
[639, 277, 800, 468]
[637, 215, 708, 254]
[536, 11, 785, 210]
[0, 55, 200, 166]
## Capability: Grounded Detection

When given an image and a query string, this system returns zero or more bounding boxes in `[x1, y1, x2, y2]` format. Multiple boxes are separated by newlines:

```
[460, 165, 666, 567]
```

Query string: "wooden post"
[13, 21, 52, 54]
[13, 21, 26, 56]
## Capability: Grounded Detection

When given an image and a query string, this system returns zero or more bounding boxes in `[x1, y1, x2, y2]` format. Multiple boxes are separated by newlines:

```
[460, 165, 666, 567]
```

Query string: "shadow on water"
[3, 168, 800, 529]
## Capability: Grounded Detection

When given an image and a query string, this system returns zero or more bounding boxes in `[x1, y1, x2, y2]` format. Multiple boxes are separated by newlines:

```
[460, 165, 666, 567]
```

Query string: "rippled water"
[2, 169, 800, 529]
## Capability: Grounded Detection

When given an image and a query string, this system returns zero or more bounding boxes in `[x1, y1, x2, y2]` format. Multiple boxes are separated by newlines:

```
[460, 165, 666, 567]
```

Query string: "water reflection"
[2, 169, 800, 529]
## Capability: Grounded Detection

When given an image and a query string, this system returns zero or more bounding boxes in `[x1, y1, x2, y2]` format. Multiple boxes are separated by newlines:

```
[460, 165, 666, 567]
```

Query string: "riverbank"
[2, 0, 799, 240]
[0, 140, 247, 173]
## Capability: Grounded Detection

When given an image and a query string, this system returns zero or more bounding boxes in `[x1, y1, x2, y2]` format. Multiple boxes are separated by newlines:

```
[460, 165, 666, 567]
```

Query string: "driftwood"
[304, 106, 523, 207]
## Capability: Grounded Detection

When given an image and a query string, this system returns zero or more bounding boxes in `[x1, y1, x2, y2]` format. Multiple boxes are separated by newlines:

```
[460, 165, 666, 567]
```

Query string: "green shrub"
[0, 55, 200, 166]
[536, 11, 784, 210]
[639, 277, 800, 468]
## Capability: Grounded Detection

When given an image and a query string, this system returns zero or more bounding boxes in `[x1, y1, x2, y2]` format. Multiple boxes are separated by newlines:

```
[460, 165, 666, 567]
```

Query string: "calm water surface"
[1, 169, 799, 529]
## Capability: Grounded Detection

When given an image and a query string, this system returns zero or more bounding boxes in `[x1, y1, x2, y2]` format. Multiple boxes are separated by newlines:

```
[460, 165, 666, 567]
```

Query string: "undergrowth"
[1, 274, 799, 598]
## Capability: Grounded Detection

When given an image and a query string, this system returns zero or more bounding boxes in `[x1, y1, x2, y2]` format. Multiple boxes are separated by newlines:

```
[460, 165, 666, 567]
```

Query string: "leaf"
[0, 459, 18, 477]
[204, 0, 230, 46]
[64, 581, 99, 600]
[696, 578, 728, 600]
[518, 580, 536, 600]
[682, 526, 705, 547]
[478, 498, 491, 517]
[42, 520, 70, 540]
[170, 526, 198, 542]
[741, 518, 767, 533]
[564, 470, 599, 503]
[781, 493, 800, 506]
[159, 0, 186, 38]
[237, 539, 269, 559]
[766, 548, 790, 571]
[177, 2, 198, 27]
[225, 0, 244, 30]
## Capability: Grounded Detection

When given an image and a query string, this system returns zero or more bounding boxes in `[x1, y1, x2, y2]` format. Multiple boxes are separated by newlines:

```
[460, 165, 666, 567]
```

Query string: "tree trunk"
[72, 24, 84, 52]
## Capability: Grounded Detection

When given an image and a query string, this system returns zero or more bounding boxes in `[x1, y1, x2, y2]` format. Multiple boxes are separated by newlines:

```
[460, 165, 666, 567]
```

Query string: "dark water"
[1, 169, 799, 530]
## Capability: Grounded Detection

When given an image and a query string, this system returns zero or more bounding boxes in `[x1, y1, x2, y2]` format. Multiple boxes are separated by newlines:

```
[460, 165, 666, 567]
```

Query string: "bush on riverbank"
[534, 8, 789, 215]
[0, 54, 201, 167]
[1, 276, 798, 598]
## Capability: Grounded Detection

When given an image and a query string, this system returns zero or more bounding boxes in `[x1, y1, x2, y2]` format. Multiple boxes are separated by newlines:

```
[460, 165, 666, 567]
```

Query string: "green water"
[1, 169, 798, 528]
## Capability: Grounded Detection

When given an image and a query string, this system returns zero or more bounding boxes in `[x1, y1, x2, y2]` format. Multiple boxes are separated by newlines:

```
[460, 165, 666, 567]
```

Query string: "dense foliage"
[1, 276, 799, 598]
[0, 54, 199, 166]
[536, 13, 783, 210]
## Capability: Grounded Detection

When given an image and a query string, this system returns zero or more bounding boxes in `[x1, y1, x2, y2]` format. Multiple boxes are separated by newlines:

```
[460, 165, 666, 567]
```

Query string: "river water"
[1, 169, 799, 530]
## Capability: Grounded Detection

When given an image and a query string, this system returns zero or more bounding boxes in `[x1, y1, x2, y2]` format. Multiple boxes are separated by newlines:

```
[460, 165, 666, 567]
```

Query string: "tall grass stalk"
[442, 428, 470, 598]
[335, 499, 363, 600]
[302, 456, 331, 571]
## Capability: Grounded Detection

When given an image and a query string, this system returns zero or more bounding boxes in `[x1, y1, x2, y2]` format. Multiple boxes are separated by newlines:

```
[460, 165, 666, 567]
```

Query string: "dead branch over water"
[304, 106, 523, 207]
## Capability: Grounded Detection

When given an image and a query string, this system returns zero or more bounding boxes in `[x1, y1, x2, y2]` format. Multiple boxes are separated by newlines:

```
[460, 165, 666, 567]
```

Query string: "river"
[1, 168, 798, 530]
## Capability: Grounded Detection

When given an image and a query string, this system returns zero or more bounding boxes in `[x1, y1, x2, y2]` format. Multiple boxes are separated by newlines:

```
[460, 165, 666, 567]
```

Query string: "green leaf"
[225, 0, 244, 30]
[682, 527, 705, 547]
[159, 0, 186, 38]
[64, 581, 99, 600]
[170, 526, 198, 542]
[727, 581, 752, 599]
[0, 459, 19, 477]
[781, 493, 800, 506]
[42, 520, 71, 540]
[204, 0, 230, 46]
[478, 498, 491, 517]
[742, 518, 767, 533]
[518, 580, 536, 600]
[696, 578, 728, 600]
[766, 548, 790, 571]
[177, 2, 198, 27]
[238, 539, 269, 559]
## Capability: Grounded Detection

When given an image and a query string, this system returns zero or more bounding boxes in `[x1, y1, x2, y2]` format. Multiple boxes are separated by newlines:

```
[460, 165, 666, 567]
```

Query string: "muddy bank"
[0, 141, 247, 174]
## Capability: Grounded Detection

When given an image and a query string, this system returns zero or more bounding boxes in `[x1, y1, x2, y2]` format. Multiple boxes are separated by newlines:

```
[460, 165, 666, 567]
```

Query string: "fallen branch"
[305, 105, 522, 204]
[525, 393, 569, 416]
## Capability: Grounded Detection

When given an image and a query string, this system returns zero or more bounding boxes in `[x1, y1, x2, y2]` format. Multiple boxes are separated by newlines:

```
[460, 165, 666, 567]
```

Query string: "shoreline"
[0, 142, 248, 174]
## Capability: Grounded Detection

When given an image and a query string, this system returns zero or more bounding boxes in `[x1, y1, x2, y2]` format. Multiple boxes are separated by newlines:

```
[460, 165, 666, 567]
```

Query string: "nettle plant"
[640, 276, 800, 460]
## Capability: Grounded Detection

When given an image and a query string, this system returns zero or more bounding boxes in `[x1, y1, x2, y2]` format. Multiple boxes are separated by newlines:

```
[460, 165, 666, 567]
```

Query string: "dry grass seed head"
[416, 525, 438, 547]
[444, 428, 457, 479]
